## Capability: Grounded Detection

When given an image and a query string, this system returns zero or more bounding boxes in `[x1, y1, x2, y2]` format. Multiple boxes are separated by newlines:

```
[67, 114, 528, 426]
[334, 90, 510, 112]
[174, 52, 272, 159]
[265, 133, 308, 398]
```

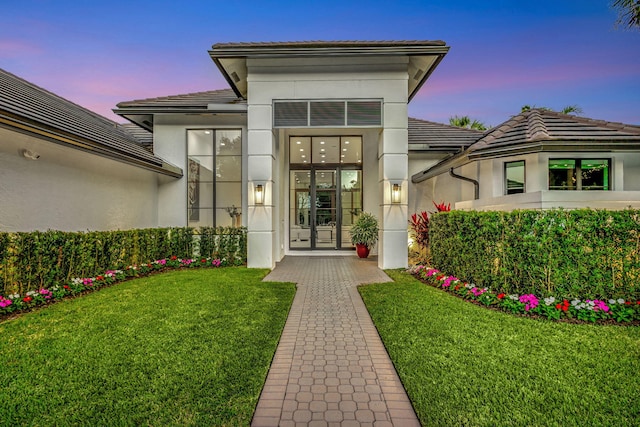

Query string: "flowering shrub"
[0, 256, 226, 318]
[409, 265, 640, 323]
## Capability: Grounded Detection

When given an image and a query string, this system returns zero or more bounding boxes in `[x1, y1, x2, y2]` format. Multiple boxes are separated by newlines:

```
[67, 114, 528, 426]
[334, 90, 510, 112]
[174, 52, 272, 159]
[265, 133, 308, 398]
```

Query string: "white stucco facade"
[241, 56, 410, 269]
[0, 127, 159, 232]
[416, 151, 640, 212]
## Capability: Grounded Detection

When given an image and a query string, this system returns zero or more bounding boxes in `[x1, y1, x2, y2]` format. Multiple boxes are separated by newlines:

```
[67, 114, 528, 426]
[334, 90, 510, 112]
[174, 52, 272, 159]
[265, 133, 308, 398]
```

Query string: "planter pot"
[355, 243, 370, 258]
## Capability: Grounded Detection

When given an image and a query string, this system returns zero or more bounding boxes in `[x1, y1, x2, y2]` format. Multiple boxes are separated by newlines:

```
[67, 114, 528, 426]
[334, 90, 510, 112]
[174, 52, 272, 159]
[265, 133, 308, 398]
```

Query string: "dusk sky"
[2, 0, 639, 127]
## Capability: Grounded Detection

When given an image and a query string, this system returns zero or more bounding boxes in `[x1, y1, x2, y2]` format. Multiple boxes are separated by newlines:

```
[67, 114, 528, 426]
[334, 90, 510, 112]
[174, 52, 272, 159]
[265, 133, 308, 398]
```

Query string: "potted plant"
[350, 212, 379, 258]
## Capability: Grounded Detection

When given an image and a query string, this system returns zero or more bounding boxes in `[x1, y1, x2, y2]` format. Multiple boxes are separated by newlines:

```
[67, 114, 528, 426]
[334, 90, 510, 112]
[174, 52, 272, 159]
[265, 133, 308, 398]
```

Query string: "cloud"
[0, 39, 42, 57]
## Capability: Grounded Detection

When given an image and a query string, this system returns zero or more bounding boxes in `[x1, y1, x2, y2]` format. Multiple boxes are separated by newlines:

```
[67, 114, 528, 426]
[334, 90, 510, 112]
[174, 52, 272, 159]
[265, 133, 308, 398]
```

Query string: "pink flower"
[519, 294, 539, 311]
[470, 287, 486, 297]
[442, 276, 458, 288]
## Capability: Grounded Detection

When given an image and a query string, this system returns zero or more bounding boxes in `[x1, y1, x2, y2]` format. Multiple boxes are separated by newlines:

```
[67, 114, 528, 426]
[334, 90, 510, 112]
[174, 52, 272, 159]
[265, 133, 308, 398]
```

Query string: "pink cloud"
[0, 39, 42, 57]
[419, 59, 638, 99]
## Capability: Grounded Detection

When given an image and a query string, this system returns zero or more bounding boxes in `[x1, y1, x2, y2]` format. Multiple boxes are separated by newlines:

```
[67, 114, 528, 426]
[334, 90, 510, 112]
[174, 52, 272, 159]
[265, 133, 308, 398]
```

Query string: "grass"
[0, 268, 296, 426]
[359, 270, 640, 427]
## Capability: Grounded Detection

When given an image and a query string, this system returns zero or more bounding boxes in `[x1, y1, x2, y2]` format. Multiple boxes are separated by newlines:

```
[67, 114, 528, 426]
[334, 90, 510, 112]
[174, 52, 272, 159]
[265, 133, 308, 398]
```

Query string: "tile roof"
[115, 89, 244, 109]
[412, 109, 640, 183]
[408, 117, 483, 152]
[0, 68, 180, 177]
[469, 109, 640, 157]
[120, 123, 153, 150]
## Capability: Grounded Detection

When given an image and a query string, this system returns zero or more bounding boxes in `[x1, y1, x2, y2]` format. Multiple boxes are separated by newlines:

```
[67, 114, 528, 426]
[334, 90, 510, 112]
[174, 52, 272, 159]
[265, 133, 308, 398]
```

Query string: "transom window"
[548, 159, 610, 190]
[505, 160, 525, 194]
[289, 136, 362, 165]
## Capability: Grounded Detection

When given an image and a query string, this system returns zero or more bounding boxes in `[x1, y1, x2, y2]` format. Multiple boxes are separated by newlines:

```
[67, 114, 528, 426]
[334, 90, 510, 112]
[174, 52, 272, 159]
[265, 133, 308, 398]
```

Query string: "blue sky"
[2, 0, 639, 126]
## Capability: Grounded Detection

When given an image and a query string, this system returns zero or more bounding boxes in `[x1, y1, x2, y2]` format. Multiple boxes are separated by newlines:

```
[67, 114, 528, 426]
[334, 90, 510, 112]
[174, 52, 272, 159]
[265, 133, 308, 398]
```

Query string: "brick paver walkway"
[251, 256, 420, 427]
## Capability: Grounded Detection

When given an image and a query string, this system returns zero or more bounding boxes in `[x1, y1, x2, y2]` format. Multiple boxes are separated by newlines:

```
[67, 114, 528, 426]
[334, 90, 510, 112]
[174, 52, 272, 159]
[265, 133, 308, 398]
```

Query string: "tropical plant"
[521, 105, 584, 115]
[612, 0, 640, 29]
[349, 212, 379, 248]
[448, 115, 488, 131]
[410, 201, 451, 252]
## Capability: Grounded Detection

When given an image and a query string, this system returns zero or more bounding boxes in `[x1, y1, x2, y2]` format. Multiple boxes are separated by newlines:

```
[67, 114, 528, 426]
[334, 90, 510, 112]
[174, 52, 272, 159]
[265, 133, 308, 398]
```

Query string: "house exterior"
[412, 109, 640, 211]
[2, 40, 640, 270]
[114, 41, 450, 269]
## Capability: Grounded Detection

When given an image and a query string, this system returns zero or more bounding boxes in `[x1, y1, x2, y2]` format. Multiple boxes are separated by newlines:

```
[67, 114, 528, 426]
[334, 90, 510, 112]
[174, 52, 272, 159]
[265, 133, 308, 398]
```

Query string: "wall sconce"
[391, 183, 402, 204]
[255, 184, 264, 205]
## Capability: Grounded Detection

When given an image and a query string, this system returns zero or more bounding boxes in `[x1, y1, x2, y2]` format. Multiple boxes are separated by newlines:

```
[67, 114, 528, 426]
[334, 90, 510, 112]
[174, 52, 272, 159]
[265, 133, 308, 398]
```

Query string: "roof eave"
[209, 44, 450, 101]
[411, 151, 469, 183]
[0, 115, 183, 178]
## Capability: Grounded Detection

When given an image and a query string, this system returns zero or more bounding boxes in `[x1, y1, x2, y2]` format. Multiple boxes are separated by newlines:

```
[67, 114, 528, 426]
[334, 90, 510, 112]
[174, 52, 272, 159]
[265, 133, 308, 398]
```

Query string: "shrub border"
[0, 256, 229, 321]
[409, 265, 640, 324]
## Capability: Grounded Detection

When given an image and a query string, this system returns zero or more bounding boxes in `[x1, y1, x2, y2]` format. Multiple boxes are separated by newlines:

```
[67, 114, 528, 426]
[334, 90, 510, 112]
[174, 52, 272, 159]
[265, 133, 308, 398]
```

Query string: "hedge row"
[0, 227, 247, 296]
[429, 209, 640, 300]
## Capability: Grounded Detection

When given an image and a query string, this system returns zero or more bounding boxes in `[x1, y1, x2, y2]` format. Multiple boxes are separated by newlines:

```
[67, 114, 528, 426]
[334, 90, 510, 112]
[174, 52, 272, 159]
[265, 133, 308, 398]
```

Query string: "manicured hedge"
[430, 209, 640, 300]
[0, 227, 246, 296]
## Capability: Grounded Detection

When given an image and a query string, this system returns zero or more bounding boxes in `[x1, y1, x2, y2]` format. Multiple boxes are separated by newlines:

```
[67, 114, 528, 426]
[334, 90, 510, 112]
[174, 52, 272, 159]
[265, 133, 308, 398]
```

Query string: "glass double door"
[290, 168, 362, 250]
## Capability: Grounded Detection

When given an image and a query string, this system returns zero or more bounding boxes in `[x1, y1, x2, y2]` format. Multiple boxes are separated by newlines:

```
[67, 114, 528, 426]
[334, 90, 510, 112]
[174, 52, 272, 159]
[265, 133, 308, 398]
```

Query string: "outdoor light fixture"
[255, 184, 264, 205]
[391, 183, 402, 204]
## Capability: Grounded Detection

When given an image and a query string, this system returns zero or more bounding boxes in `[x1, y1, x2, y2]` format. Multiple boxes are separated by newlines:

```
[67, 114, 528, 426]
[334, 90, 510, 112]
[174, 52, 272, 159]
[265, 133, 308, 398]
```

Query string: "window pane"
[216, 156, 242, 181]
[312, 137, 340, 164]
[549, 159, 576, 190]
[505, 161, 525, 195]
[581, 159, 609, 190]
[341, 137, 362, 164]
[188, 208, 214, 227]
[216, 130, 242, 155]
[290, 137, 311, 164]
[187, 130, 214, 155]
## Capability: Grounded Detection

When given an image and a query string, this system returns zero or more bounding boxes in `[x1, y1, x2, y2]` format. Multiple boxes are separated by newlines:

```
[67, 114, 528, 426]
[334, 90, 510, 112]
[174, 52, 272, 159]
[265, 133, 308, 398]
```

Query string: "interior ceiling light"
[320, 141, 325, 144]
[343, 148, 347, 151]
[345, 140, 349, 144]
[205, 131, 211, 134]
[296, 141, 301, 144]
[300, 148, 304, 151]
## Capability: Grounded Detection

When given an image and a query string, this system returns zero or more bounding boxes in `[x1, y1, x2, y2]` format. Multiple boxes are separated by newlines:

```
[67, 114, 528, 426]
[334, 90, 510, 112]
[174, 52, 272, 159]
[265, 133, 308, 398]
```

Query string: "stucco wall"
[0, 127, 159, 232]
[246, 55, 411, 268]
[416, 151, 640, 211]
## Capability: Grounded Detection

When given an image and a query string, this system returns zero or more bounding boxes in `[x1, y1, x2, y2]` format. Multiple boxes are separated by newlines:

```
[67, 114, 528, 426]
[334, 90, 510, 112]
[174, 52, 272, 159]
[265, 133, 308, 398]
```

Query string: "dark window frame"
[504, 160, 526, 195]
[548, 158, 611, 191]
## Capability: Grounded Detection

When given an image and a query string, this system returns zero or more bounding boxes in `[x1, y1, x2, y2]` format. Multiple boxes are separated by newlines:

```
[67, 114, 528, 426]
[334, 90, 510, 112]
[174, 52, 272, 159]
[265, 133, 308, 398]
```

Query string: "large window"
[505, 161, 525, 194]
[548, 159, 610, 190]
[187, 129, 242, 227]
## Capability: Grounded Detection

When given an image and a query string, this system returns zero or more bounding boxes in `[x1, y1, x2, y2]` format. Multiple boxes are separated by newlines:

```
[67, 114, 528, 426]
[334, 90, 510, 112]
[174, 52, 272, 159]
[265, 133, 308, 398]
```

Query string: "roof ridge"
[540, 109, 640, 134]
[117, 88, 237, 107]
[475, 111, 527, 147]
[408, 117, 485, 134]
[526, 109, 550, 141]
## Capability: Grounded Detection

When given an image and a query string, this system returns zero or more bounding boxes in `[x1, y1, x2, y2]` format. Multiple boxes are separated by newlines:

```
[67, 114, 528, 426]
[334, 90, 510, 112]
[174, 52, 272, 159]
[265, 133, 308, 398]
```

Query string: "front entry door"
[290, 168, 362, 250]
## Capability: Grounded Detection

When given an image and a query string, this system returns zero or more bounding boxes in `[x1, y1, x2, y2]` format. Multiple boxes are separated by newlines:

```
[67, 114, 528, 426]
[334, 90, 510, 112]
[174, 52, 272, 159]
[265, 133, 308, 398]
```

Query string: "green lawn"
[360, 270, 640, 427]
[0, 268, 295, 426]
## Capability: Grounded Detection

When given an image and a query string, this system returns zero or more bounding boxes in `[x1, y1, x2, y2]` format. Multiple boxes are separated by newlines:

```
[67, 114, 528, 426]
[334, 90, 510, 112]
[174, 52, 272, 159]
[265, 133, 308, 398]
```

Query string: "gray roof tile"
[116, 89, 244, 109]
[0, 67, 175, 172]
[408, 117, 483, 151]
[471, 109, 640, 155]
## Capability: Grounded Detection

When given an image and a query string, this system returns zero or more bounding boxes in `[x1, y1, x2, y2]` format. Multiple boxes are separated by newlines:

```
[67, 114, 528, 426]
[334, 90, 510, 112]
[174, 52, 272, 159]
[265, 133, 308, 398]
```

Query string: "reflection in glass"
[187, 129, 242, 227]
[505, 161, 525, 194]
